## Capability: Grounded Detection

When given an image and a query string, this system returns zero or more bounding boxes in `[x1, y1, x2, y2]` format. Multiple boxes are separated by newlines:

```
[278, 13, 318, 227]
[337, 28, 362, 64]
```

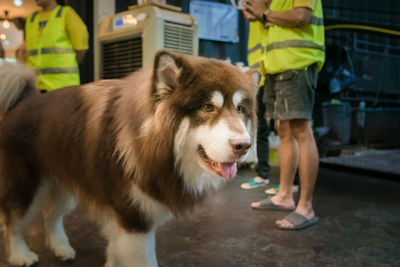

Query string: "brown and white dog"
[0, 50, 258, 267]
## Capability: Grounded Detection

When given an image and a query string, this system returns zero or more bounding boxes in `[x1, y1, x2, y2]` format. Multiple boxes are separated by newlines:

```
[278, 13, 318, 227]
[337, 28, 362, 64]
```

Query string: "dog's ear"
[153, 50, 183, 100]
[245, 69, 261, 94]
[245, 69, 261, 88]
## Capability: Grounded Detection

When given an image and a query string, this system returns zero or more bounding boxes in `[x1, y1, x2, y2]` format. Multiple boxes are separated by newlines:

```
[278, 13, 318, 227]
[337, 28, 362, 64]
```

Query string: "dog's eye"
[237, 105, 245, 113]
[203, 103, 214, 112]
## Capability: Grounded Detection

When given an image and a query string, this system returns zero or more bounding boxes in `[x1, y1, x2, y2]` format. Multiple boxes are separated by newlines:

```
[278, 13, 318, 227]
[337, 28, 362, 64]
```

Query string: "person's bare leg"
[251, 120, 297, 209]
[276, 119, 318, 228]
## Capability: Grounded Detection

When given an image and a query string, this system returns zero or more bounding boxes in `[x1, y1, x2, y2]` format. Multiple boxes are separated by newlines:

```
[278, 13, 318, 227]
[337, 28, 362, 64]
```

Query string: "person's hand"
[242, 8, 257, 21]
[15, 42, 27, 63]
[243, 0, 271, 22]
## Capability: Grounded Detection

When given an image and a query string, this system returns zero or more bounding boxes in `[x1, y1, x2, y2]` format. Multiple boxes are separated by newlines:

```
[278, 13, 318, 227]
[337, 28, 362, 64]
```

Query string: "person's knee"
[290, 119, 313, 141]
[277, 120, 292, 141]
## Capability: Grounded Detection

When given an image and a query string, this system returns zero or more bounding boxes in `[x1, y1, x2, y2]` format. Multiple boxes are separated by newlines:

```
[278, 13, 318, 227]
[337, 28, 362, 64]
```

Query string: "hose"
[325, 24, 400, 36]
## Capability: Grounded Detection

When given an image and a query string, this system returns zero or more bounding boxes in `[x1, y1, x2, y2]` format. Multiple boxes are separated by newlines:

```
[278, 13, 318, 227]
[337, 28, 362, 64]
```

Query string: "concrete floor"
[320, 149, 400, 177]
[1, 166, 399, 267]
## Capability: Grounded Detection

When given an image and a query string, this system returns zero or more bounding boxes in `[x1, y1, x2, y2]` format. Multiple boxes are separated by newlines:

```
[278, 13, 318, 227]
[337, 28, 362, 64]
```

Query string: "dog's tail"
[0, 62, 38, 113]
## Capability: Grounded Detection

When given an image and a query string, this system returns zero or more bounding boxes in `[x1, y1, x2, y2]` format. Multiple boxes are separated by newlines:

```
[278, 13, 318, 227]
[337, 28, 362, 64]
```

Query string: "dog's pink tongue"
[218, 162, 237, 180]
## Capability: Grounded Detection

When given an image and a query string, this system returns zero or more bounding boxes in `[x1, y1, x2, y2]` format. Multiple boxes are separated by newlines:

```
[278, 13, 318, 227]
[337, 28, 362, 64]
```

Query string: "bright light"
[0, 34, 6, 40]
[14, 0, 23, 7]
[123, 14, 137, 25]
[3, 20, 10, 29]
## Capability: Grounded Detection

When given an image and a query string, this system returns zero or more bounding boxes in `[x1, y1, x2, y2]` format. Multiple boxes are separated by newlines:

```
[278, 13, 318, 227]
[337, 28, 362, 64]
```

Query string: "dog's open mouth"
[198, 145, 237, 180]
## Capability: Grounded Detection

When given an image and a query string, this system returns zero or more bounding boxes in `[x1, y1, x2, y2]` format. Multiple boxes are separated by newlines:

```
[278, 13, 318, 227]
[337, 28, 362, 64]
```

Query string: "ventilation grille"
[101, 36, 142, 79]
[164, 22, 194, 55]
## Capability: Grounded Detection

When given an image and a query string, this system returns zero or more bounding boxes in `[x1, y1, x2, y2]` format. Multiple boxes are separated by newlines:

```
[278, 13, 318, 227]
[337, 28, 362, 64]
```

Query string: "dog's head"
[152, 50, 259, 193]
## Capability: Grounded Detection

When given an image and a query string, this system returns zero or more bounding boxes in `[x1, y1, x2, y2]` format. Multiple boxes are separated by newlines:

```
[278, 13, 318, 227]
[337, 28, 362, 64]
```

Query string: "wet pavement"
[1, 166, 399, 267]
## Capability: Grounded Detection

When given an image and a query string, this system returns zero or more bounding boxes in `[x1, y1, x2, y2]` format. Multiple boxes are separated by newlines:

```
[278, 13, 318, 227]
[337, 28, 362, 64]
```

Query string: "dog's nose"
[229, 139, 251, 156]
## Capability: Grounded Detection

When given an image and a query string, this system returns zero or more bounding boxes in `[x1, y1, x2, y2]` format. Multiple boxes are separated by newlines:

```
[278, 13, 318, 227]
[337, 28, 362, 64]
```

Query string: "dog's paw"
[52, 244, 76, 261]
[8, 250, 39, 266]
[47, 233, 76, 261]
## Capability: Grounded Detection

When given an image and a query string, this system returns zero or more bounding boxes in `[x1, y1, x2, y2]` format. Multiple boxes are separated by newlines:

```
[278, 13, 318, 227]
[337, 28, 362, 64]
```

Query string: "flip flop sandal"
[241, 177, 269, 189]
[264, 185, 300, 195]
[278, 211, 319, 230]
[252, 197, 295, 211]
[265, 185, 280, 195]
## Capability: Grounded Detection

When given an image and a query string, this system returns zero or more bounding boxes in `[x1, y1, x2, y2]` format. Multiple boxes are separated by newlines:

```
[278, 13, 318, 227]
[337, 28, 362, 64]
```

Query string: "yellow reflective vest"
[262, 0, 325, 74]
[248, 0, 325, 75]
[26, 5, 80, 91]
[247, 21, 267, 86]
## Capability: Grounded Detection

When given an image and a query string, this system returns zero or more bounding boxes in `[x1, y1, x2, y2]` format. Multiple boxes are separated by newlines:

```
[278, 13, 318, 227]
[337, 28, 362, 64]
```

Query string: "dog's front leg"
[104, 225, 158, 267]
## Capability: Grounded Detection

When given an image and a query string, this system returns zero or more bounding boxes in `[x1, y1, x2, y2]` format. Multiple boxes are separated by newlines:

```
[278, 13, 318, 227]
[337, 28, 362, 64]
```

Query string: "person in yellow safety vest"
[240, 20, 271, 190]
[0, 40, 5, 59]
[244, 0, 325, 231]
[242, 20, 300, 193]
[25, 0, 88, 92]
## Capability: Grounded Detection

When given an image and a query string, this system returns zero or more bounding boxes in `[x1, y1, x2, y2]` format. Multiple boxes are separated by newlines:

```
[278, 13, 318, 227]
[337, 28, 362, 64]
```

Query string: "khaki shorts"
[263, 64, 318, 122]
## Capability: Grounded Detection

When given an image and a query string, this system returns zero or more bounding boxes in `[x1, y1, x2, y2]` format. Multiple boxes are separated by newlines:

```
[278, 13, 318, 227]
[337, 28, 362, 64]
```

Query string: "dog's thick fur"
[0, 51, 258, 266]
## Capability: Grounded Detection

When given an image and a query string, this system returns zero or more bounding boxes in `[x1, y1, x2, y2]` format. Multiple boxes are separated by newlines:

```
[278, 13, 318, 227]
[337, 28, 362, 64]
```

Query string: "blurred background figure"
[25, 0, 88, 92]
[245, 0, 325, 231]
[240, 20, 271, 190]
[15, 41, 27, 62]
[12, 17, 27, 62]
[0, 39, 4, 58]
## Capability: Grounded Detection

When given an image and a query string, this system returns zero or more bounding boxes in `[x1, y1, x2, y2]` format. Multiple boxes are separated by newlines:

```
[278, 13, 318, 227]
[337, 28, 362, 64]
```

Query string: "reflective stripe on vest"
[248, 43, 262, 55]
[262, 0, 325, 74]
[26, 6, 80, 91]
[27, 47, 75, 56]
[39, 67, 79, 74]
[266, 39, 326, 53]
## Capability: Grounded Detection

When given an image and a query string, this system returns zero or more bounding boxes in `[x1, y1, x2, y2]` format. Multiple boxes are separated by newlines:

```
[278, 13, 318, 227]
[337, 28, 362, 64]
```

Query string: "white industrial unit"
[95, 3, 198, 80]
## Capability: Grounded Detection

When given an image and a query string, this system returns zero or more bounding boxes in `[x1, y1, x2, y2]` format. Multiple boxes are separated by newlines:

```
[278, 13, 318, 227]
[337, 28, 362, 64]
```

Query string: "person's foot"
[251, 194, 295, 209]
[241, 176, 269, 189]
[276, 206, 316, 229]
[264, 184, 299, 195]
